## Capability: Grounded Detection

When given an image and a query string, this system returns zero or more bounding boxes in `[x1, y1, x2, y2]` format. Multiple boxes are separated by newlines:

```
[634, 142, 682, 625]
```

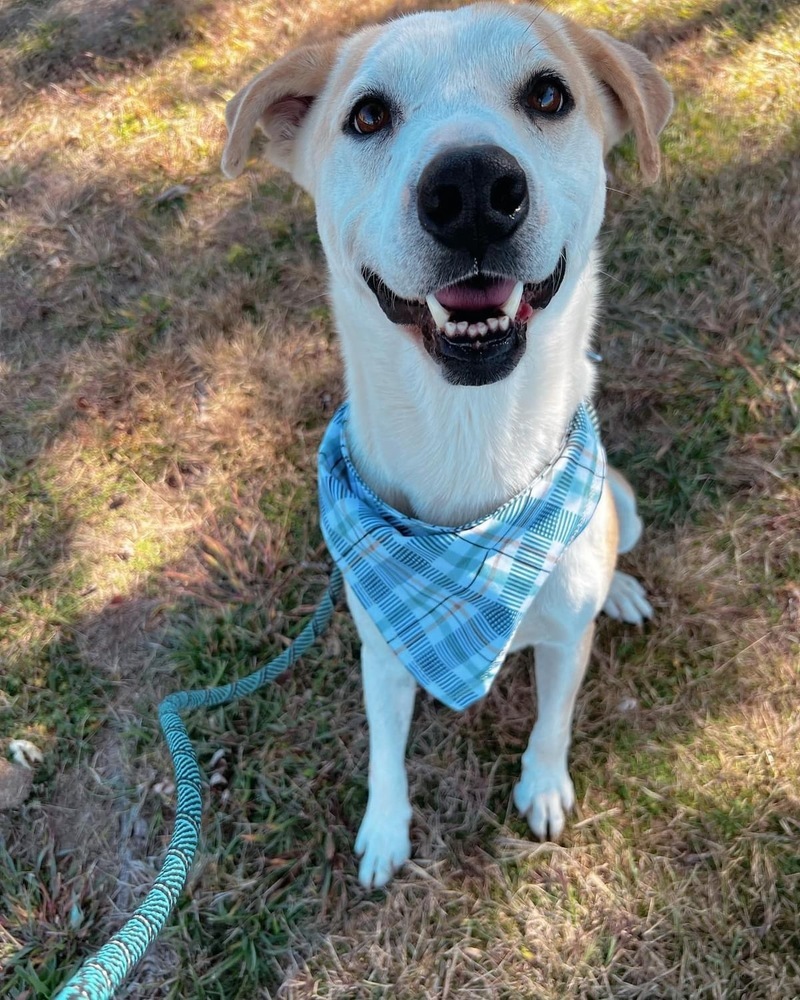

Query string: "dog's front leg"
[350, 597, 417, 888]
[513, 624, 594, 841]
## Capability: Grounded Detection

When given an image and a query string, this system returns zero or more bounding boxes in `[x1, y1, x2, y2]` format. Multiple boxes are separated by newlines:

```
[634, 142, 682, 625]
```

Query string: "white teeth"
[499, 280, 524, 320]
[426, 293, 451, 329]
[445, 317, 506, 340]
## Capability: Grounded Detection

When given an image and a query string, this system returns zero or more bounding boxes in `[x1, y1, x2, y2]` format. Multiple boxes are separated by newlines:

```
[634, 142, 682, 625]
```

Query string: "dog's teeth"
[487, 317, 499, 332]
[426, 293, 451, 329]
[477, 322, 488, 336]
[445, 321, 457, 335]
[456, 321, 468, 334]
[467, 323, 480, 338]
[499, 281, 524, 320]
[498, 315, 511, 332]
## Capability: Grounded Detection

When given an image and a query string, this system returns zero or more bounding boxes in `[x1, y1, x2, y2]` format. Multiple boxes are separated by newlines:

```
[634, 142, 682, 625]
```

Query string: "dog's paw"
[603, 571, 653, 625]
[355, 808, 411, 888]
[513, 763, 575, 841]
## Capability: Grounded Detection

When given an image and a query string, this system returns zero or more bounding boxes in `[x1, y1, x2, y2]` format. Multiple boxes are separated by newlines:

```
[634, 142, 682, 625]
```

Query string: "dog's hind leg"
[606, 466, 642, 554]
[602, 467, 653, 624]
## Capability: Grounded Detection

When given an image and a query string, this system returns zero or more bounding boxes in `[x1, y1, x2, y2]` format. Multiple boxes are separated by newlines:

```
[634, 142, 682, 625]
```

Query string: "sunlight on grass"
[557, 0, 711, 32]
[715, 15, 800, 135]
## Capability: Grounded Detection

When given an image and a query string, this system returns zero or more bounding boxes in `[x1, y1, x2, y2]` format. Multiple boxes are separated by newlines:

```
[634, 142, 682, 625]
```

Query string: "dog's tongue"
[435, 277, 516, 311]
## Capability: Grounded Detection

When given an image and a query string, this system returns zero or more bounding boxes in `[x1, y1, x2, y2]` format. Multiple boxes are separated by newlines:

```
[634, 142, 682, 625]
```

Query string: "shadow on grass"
[0, 0, 457, 112]
[8, 517, 796, 997]
[623, 0, 800, 55]
[595, 141, 799, 527]
[0, 0, 212, 98]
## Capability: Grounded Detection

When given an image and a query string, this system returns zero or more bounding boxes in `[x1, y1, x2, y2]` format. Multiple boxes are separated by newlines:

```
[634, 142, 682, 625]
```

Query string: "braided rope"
[54, 568, 343, 1000]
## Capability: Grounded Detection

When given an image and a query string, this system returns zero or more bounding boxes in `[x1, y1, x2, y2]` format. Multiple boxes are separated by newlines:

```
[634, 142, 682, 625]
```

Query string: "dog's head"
[222, 4, 671, 387]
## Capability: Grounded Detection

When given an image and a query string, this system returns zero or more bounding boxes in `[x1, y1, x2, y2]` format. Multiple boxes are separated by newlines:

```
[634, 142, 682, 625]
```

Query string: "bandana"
[318, 403, 605, 711]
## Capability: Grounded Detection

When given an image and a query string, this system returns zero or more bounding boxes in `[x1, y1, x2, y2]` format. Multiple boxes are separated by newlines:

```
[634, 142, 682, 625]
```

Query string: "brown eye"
[525, 78, 567, 115]
[351, 98, 391, 135]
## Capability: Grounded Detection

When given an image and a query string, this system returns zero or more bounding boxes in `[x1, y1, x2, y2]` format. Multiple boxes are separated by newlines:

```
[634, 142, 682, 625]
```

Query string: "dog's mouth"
[362, 251, 566, 386]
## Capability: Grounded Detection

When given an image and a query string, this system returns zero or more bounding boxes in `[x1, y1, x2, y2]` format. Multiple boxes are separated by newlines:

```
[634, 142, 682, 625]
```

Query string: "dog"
[222, 2, 672, 888]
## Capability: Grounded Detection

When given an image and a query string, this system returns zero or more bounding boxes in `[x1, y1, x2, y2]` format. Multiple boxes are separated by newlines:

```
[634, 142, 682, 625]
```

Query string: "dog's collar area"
[361, 252, 567, 386]
[335, 399, 600, 532]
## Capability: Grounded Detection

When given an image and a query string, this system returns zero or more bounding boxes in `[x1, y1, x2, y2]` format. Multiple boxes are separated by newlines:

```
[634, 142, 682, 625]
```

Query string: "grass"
[1, 0, 799, 996]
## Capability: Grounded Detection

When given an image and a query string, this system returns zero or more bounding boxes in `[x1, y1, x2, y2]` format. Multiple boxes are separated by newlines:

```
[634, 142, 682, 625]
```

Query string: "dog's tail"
[607, 467, 643, 554]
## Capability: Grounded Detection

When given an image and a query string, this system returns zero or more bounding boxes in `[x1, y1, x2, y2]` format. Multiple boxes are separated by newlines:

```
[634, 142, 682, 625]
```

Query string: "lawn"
[1, 0, 798, 997]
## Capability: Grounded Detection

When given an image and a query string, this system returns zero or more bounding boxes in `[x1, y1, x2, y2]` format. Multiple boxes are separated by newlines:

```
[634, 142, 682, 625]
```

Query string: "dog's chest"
[318, 402, 605, 709]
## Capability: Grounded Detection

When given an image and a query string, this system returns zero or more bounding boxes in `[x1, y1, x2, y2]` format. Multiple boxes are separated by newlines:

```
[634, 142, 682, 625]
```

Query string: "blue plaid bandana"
[318, 403, 605, 711]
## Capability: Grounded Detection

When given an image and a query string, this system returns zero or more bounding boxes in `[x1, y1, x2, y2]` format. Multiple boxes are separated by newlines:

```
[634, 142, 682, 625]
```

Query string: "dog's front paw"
[603, 571, 653, 625]
[513, 762, 575, 841]
[355, 807, 411, 888]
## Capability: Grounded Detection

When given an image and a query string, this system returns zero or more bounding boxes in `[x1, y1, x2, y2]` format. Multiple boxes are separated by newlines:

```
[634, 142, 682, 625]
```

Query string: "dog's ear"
[574, 29, 673, 183]
[222, 41, 340, 180]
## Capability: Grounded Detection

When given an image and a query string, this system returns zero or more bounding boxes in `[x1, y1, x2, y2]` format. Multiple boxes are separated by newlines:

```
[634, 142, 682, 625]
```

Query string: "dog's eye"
[524, 77, 569, 115]
[350, 98, 391, 135]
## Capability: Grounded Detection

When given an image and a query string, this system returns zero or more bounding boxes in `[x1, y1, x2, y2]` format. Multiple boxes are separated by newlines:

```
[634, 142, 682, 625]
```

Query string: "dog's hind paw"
[355, 808, 411, 888]
[603, 571, 653, 625]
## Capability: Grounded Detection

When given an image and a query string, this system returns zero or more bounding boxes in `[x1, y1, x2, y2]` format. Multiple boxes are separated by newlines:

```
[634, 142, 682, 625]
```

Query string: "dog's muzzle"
[362, 144, 566, 386]
[363, 252, 567, 387]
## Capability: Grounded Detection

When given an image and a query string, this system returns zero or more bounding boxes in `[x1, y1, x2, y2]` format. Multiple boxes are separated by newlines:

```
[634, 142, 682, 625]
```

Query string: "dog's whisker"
[521, 24, 571, 55]
[596, 268, 626, 286]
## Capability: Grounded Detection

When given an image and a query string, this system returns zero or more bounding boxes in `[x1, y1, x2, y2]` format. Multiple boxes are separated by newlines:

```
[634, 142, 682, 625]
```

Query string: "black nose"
[417, 145, 529, 258]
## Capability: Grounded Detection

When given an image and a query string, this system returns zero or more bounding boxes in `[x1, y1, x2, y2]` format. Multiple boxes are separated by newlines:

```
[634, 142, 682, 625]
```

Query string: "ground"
[1, 0, 799, 997]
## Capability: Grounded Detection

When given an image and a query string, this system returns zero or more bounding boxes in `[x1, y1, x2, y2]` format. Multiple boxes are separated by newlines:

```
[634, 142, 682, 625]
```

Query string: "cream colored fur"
[223, 3, 671, 888]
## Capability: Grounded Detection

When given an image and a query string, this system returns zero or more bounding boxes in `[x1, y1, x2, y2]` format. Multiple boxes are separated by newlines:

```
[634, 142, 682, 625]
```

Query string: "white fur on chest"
[332, 254, 601, 527]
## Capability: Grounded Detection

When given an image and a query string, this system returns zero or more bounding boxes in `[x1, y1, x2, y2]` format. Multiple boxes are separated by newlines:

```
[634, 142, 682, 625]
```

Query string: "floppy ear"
[222, 41, 340, 180]
[576, 29, 673, 183]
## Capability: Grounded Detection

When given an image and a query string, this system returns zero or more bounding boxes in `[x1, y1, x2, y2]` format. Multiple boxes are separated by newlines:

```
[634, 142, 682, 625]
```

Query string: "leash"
[53, 388, 603, 997]
[54, 568, 343, 1000]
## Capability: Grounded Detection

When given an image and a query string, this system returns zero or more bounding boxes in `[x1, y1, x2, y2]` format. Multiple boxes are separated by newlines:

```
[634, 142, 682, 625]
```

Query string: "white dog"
[222, 2, 672, 888]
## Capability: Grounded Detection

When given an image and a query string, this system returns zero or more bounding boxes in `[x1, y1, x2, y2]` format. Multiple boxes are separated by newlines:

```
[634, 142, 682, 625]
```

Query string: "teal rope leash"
[54, 568, 343, 1000]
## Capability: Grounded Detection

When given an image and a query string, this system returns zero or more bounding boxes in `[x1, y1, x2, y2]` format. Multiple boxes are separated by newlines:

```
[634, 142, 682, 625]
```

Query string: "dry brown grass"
[1, 0, 799, 997]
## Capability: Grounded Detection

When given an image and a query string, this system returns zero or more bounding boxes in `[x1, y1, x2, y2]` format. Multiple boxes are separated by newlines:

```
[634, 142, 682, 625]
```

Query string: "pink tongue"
[435, 277, 516, 311]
